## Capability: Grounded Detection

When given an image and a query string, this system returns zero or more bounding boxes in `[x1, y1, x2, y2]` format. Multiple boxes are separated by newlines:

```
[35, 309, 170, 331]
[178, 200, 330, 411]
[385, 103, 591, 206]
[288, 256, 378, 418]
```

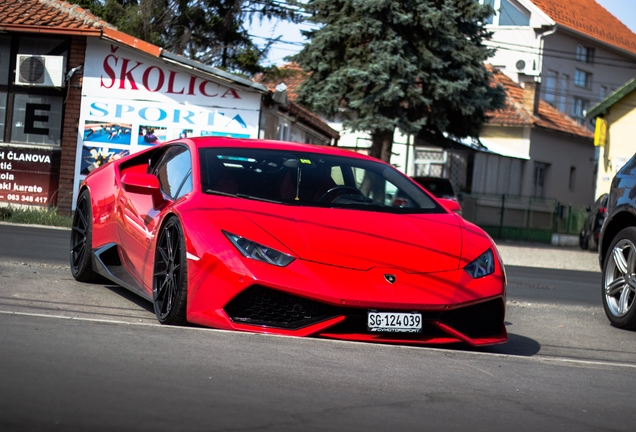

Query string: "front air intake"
[224, 286, 339, 329]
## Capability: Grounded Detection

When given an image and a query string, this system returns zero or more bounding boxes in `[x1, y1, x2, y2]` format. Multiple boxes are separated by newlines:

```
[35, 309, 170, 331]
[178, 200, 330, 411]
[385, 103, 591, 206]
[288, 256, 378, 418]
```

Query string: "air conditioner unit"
[15, 55, 65, 87]
[514, 57, 540, 76]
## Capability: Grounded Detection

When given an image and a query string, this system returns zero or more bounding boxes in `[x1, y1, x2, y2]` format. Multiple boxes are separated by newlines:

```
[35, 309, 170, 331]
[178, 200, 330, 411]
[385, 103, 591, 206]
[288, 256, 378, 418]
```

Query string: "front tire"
[153, 217, 188, 325]
[602, 227, 636, 329]
[70, 189, 101, 282]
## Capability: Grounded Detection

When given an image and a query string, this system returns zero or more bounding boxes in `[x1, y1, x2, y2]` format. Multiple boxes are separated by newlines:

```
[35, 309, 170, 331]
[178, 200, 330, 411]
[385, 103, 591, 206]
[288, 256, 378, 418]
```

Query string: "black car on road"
[579, 193, 608, 251]
[599, 156, 636, 330]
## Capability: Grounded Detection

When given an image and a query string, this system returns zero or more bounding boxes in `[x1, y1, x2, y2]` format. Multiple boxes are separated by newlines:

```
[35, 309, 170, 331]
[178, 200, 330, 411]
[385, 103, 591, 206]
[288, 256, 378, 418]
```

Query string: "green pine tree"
[291, 0, 505, 162]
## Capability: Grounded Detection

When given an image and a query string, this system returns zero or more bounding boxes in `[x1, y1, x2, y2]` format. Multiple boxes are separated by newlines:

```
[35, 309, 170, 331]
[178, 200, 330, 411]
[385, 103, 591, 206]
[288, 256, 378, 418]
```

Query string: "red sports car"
[70, 137, 507, 346]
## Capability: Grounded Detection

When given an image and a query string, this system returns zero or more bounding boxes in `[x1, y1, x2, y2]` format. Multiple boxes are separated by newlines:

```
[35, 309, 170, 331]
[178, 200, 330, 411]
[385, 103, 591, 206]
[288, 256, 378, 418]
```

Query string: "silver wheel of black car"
[70, 189, 102, 283]
[602, 228, 636, 329]
[153, 217, 188, 325]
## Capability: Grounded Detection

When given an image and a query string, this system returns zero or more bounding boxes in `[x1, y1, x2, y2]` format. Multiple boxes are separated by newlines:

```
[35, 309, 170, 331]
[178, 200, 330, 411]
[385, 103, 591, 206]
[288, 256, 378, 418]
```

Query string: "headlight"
[464, 249, 495, 278]
[223, 231, 295, 267]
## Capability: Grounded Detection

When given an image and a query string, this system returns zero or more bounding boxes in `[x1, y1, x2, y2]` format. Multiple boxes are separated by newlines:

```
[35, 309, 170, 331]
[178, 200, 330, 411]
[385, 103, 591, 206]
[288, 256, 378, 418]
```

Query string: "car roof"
[172, 137, 379, 162]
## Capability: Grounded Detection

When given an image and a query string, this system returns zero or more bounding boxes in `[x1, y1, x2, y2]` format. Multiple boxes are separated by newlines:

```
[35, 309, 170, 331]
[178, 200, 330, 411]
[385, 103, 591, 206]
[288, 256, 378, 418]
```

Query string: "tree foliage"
[77, 0, 303, 76]
[291, 0, 505, 162]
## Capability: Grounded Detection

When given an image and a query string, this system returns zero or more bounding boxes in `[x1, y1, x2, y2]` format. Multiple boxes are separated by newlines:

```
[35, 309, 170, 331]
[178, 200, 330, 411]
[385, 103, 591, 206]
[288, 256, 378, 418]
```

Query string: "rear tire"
[70, 189, 102, 282]
[579, 229, 588, 250]
[153, 217, 188, 325]
[602, 227, 636, 329]
[587, 233, 598, 252]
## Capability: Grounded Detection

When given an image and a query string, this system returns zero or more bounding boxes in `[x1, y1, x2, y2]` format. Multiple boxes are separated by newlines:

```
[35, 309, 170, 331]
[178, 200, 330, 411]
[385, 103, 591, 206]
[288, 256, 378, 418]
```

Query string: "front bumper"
[185, 251, 507, 346]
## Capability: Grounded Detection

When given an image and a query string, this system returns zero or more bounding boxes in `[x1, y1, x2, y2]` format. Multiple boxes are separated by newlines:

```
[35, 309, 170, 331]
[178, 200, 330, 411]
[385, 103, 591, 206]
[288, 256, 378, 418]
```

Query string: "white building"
[481, 0, 636, 124]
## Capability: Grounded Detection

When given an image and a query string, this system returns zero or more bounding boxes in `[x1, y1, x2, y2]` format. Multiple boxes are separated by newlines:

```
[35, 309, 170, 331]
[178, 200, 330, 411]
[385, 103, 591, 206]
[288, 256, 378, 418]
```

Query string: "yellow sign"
[594, 118, 607, 147]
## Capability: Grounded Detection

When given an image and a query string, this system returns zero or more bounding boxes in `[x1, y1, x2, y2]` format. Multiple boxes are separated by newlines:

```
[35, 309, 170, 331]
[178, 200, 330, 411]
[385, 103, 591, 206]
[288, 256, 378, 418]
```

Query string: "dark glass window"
[0, 36, 10, 86]
[574, 69, 592, 89]
[483, 0, 496, 24]
[154, 145, 192, 199]
[11, 94, 63, 145]
[576, 46, 595, 64]
[533, 162, 549, 198]
[199, 147, 443, 214]
[499, 0, 530, 26]
[0, 34, 68, 145]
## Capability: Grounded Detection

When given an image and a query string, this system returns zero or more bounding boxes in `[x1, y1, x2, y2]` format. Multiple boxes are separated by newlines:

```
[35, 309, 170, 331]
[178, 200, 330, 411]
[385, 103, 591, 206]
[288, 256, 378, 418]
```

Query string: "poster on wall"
[76, 96, 260, 171]
[0, 146, 60, 207]
[72, 38, 264, 209]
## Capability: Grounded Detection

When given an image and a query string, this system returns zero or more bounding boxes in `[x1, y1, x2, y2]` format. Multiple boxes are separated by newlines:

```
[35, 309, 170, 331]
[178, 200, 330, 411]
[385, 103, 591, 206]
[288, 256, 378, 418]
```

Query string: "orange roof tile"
[253, 63, 308, 102]
[530, 0, 636, 56]
[0, 0, 113, 33]
[253, 64, 339, 140]
[488, 67, 593, 139]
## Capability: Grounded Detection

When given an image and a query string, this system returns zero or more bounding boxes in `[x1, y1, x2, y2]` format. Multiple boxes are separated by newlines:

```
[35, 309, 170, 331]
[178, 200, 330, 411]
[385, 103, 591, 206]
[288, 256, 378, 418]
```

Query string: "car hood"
[231, 203, 463, 273]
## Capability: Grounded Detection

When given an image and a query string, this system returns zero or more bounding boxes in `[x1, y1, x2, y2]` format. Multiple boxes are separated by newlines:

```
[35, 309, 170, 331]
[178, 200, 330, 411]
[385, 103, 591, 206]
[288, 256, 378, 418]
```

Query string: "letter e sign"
[25, 104, 51, 135]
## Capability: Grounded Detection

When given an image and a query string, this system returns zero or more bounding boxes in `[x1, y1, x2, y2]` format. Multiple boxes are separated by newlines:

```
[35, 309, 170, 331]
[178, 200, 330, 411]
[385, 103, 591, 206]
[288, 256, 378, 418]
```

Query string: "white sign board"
[73, 39, 263, 206]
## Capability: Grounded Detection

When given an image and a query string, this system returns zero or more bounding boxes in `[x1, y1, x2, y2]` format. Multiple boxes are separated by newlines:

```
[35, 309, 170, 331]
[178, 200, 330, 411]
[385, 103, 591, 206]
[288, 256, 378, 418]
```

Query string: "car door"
[117, 144, 193, 289]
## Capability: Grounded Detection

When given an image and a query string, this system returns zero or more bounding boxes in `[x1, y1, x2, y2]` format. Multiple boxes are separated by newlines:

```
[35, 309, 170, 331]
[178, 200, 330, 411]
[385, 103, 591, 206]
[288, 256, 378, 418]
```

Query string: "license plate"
[367, 311, 422, 333]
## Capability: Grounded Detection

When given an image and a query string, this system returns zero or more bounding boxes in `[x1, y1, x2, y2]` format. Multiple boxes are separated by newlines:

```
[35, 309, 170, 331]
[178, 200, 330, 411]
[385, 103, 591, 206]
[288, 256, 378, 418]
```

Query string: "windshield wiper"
[205, 189, 237, 197]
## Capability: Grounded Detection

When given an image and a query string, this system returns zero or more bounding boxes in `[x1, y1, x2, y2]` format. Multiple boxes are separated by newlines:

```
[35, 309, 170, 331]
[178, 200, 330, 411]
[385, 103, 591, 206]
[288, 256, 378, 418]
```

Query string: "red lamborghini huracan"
[70, 137, 507, 346]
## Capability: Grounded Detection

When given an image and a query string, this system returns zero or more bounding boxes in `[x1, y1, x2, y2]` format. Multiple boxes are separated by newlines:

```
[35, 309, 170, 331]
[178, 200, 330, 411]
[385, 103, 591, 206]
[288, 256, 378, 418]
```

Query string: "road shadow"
[475, 333, 541, 356]
[102, 284, 154, 314]
[437, 333, 541, 357]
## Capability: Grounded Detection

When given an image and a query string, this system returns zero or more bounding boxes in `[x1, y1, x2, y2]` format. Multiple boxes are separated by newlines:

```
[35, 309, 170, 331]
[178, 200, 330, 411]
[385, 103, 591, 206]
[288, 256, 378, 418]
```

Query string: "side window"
[154, 146, 192, 199]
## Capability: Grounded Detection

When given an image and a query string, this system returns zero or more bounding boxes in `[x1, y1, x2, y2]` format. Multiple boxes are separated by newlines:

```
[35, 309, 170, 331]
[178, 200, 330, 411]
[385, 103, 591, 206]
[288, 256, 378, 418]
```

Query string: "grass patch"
[0, 206, 72, 228]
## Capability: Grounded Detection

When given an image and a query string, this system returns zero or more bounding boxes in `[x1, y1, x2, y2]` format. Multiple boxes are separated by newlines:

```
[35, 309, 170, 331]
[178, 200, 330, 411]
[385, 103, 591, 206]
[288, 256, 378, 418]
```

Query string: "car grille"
[326, 298, 504, 340]
[440, 298, 504, 339]
[224, 285, 340, 329]
[224, 286, 504, 341]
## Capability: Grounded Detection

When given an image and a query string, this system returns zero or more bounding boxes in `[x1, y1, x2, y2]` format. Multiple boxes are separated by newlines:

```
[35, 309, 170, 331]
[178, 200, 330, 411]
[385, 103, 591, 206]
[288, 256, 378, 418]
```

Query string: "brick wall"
[57, 35, 87, 216]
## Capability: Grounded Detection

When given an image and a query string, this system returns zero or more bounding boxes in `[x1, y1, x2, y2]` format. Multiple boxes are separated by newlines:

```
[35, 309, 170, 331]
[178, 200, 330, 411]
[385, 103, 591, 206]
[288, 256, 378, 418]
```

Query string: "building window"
[0, 34, 68, 145]
[0, 38, 10, 86]
[576, 45, 595, 64]
[600, 85, 608, 101]
[572, 97, 589, 124]
[483, 0, 495, 24]
[569, 166, 576, 191]
[557, 74, 569, 113]
[545, 70, 558, 106]
[10, 94, 63, 145]
[277, 118, 290, 141]
[481, 0, 530, 26]
[574, 69, 592, 89]
[533, 162, 549, 198]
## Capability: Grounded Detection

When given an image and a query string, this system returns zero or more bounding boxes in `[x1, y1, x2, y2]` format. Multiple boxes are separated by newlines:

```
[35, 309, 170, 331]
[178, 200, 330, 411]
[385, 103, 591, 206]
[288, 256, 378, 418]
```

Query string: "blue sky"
[597, 0, 636, 33]
[250, 0, 636, 67]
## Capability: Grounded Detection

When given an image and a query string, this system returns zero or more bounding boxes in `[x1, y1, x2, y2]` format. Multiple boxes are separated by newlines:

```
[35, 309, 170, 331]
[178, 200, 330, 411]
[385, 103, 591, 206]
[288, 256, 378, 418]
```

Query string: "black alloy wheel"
[70, 189, 101, 282]
[153, 217, 188, 325]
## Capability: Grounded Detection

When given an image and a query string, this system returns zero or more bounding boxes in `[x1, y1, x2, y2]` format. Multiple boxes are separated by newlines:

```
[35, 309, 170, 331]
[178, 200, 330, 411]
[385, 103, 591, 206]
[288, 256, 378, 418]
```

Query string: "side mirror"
[121, 172, 166, 209]
[438, 198, 462, 214]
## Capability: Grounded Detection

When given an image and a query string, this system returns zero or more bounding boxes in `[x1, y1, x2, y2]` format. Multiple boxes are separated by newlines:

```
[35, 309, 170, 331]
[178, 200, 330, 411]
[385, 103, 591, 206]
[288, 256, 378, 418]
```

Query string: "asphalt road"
[1, 224, 635, 431]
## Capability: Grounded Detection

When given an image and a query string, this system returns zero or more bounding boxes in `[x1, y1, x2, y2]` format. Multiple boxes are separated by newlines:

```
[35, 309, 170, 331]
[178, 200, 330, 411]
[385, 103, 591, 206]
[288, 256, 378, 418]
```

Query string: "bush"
[0, 205, 72, 228]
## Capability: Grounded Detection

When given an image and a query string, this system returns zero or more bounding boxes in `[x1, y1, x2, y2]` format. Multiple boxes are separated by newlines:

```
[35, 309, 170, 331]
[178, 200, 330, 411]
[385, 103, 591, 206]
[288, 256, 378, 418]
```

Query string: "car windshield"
[199, 147, 443, 214]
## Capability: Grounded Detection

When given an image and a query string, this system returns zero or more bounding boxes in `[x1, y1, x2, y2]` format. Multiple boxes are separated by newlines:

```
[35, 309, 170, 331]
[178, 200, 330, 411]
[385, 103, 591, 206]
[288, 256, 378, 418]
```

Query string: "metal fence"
[460, 193, 586, 243]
